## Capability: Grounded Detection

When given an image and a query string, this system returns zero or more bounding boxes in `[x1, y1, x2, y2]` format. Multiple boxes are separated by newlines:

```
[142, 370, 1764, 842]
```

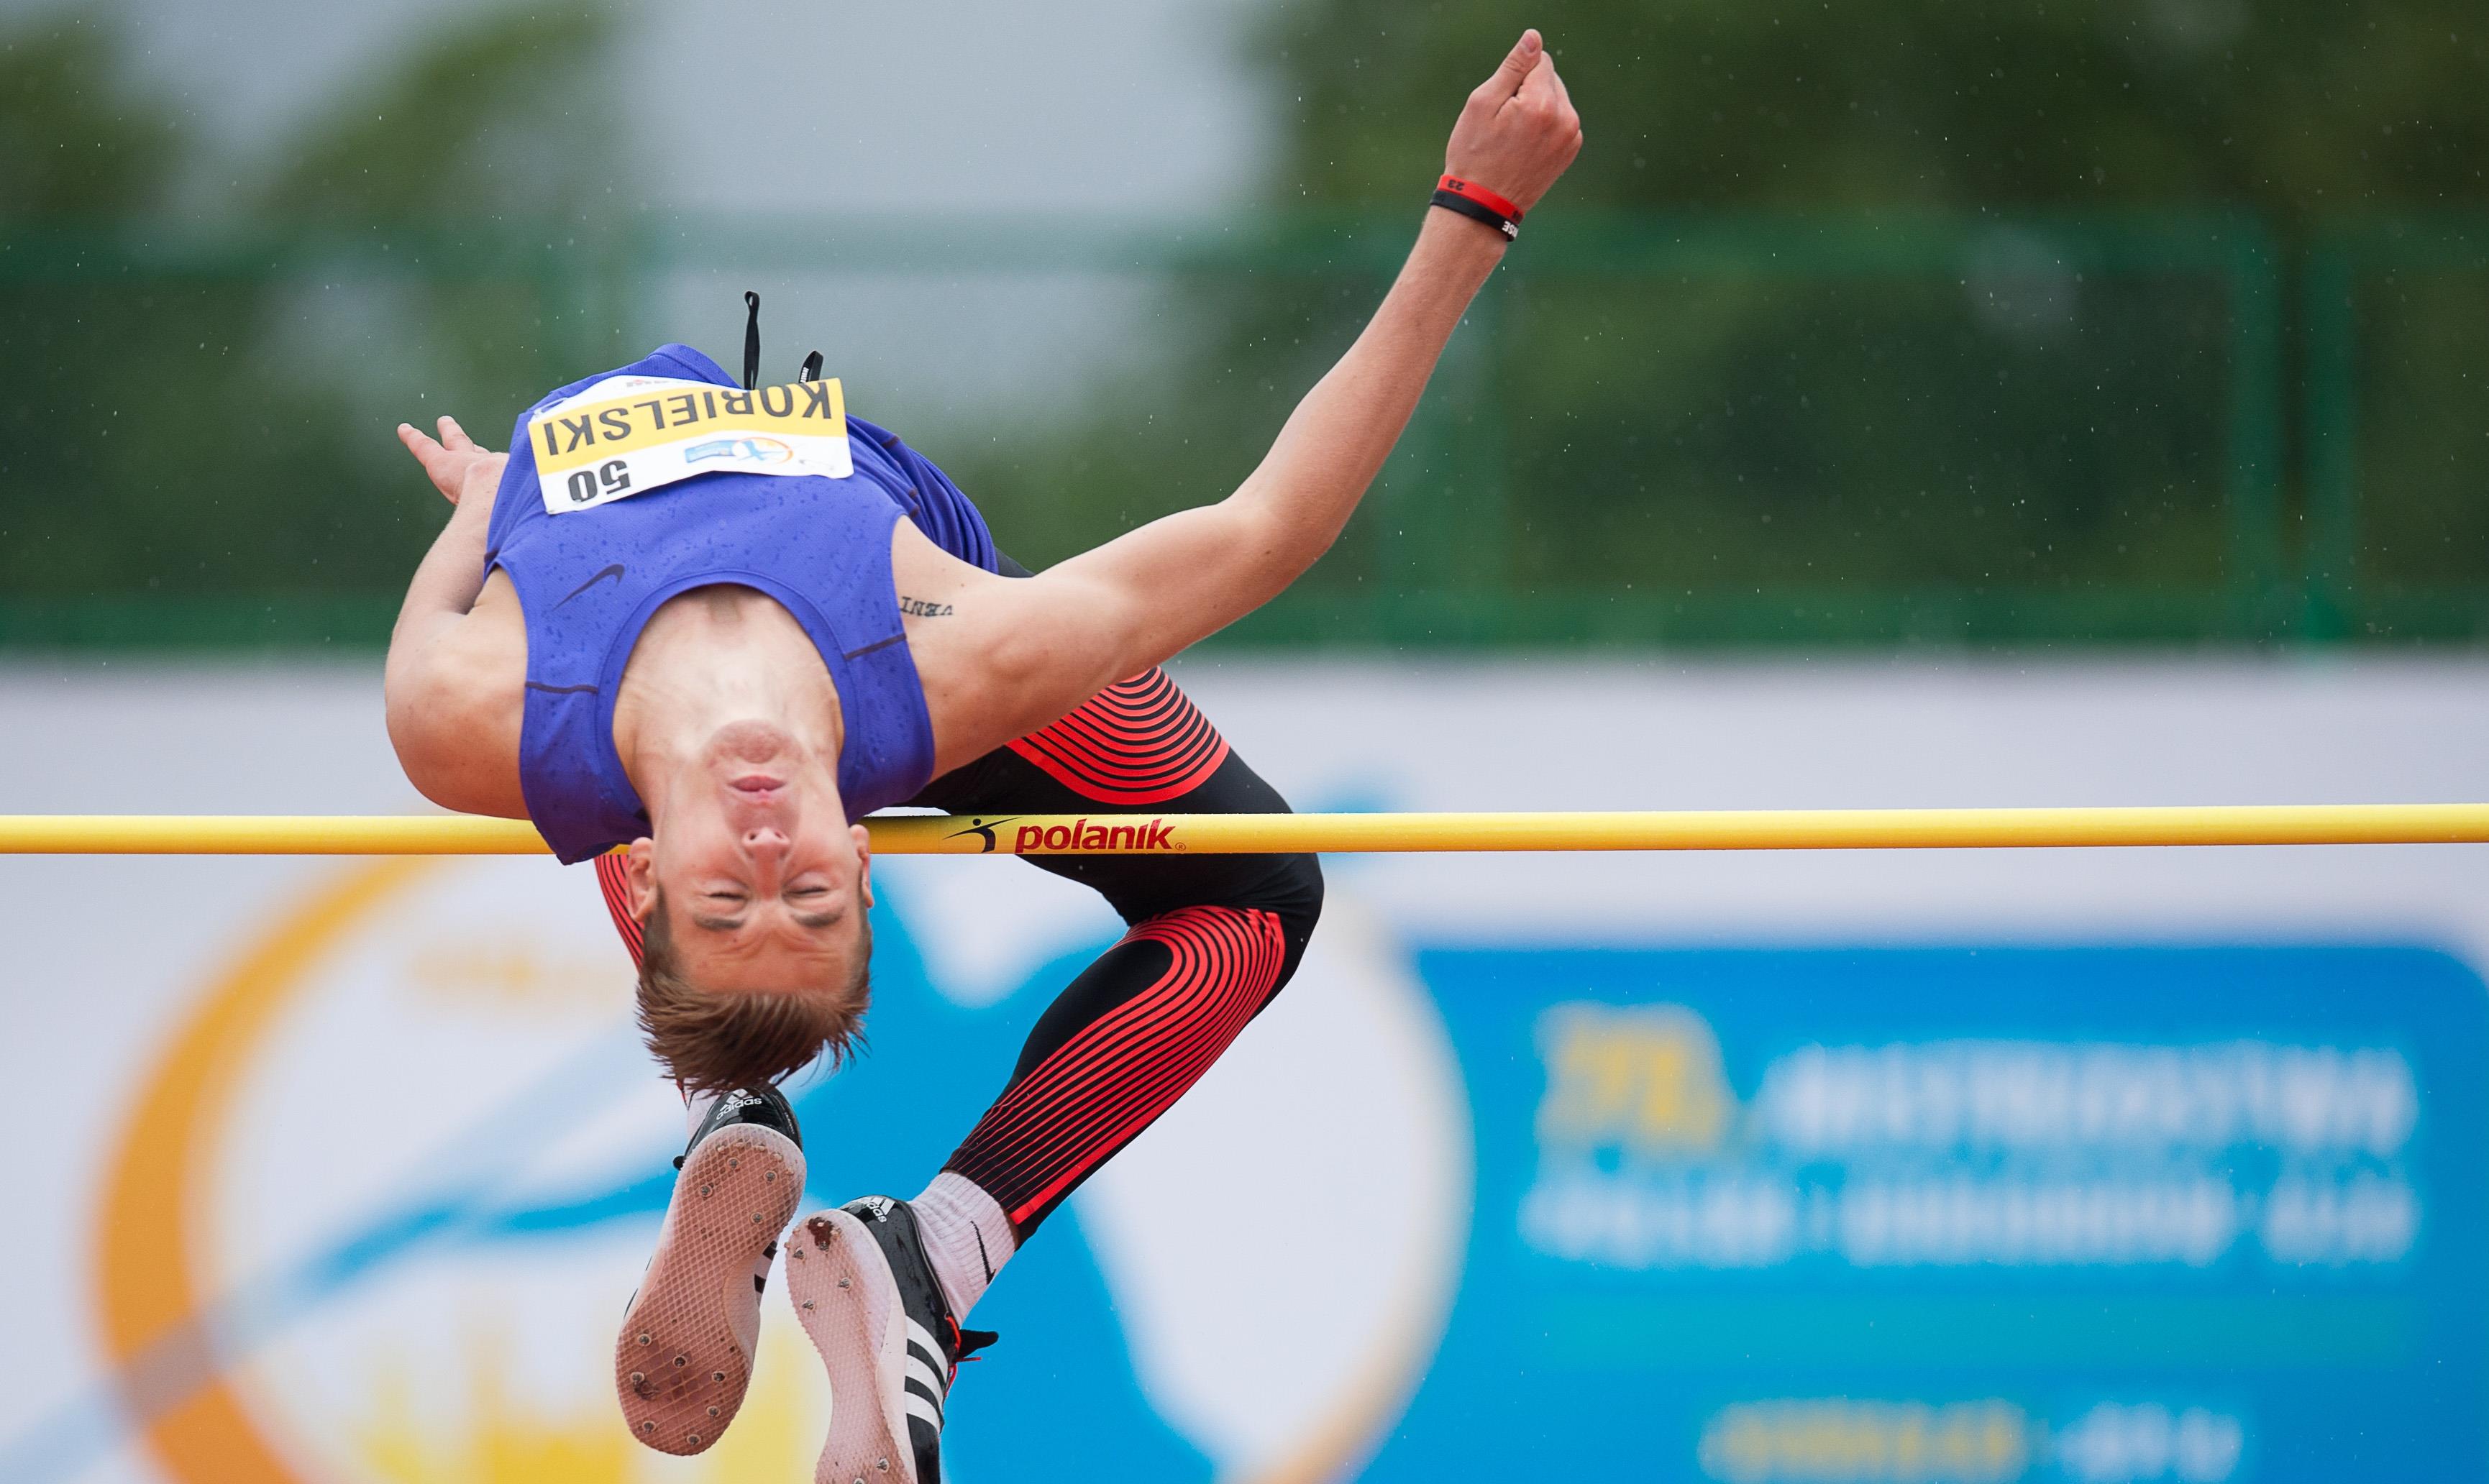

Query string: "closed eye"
[785, 882, 838, 930]
[691, 888, 749, 933]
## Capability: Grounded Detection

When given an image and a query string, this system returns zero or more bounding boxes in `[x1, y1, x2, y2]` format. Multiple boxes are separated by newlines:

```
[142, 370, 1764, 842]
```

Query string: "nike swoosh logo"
[558, 564, 626, 605]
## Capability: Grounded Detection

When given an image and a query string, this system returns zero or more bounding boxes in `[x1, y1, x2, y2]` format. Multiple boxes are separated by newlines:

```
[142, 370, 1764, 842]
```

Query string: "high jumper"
[381, 31, 1579, 1484]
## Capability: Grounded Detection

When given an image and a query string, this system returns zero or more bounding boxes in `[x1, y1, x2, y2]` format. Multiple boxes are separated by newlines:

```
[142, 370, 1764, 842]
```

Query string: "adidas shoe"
[786, 1196, 997, 1484]
[616, 1086, 805, 1455]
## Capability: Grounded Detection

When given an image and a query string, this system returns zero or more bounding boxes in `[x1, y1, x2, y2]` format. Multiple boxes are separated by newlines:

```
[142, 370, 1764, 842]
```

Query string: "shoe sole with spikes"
[787, 1207, 914, 1484]
[615, 1122, 803, 1455]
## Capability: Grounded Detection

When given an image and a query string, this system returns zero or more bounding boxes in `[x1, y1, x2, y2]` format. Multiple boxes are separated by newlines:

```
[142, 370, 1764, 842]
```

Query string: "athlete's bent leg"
[795, 668, 1320, 1484]
[921, 667, 1323, 1244]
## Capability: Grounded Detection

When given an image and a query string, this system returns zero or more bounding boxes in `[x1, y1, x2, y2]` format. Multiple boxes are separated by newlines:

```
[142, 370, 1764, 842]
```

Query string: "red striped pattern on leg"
[1005, 667, 1231, 805]
[948, 904, 1286, 1226]
[596, 851, 645, 967]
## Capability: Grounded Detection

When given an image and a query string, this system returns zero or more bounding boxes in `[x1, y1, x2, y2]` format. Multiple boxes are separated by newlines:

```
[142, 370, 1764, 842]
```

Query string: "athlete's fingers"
[1443, 29, 1579, 215]
[397, 421, 463, 504]
[1543, 52, 1576, 116]
[1471, 28, 1542, 107]
[1524, 52, 1580, 143]
[1516, 44, 1561, 112]
[437, 415, 475, 453]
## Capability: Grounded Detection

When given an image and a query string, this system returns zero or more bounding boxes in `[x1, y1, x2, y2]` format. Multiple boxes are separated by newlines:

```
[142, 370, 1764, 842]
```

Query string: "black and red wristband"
[1430, 173, 1524, 240]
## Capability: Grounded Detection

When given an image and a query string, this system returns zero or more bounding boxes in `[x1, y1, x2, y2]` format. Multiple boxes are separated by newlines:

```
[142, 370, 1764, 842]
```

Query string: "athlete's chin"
[704, 718, 801, 766]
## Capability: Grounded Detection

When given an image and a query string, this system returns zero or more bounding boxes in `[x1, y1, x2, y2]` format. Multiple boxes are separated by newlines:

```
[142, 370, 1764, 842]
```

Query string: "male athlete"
[385, 31, 1578, 1484]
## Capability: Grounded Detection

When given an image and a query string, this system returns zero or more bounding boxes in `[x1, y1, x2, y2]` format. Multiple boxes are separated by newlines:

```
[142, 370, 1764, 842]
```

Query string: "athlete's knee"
[1275, 850, 1324, 937]
[1260, 851, 1324, 989]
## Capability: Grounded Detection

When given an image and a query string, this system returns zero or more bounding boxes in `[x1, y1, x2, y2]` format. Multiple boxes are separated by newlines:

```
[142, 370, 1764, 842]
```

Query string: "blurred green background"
[4, 0, 2485, 651]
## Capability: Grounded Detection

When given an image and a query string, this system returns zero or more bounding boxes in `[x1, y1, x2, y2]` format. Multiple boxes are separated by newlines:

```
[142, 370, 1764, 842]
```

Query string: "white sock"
[912, 1172, 1015, 1319]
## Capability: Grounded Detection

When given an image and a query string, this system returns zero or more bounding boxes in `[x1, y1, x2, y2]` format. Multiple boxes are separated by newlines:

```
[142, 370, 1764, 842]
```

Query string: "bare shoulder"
[889, 520, 1024, 769]
[384, 571, 530, 818]
[888, 520, 1135, 773]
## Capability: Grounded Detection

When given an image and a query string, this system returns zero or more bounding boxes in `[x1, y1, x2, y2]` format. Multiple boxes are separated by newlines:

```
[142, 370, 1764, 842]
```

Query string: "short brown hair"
[634, 890, 871, 1092]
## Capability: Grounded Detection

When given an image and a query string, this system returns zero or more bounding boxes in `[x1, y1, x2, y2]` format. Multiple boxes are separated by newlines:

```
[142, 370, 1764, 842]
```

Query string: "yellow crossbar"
[2, 805, 2488, 856]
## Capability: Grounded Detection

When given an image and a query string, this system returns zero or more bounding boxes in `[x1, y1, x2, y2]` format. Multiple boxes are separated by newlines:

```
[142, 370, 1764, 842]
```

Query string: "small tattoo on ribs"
[897, 596, 954, 618]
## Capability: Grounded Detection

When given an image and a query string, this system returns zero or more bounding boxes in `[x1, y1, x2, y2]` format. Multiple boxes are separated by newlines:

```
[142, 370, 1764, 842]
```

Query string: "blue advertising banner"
[1373, 944, 2489, 1484]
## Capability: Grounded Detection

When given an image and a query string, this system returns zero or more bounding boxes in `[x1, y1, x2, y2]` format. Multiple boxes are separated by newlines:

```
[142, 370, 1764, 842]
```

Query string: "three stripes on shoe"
[901, 1311, 956, 1434]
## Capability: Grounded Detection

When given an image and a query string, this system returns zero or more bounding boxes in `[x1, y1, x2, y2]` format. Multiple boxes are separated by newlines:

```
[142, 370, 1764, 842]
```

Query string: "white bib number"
[529, 374, 853, 514]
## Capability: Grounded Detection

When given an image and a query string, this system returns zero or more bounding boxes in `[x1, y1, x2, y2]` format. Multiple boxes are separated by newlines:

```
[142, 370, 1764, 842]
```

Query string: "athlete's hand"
[1443, 29, 1581, 216]
[397, 416, 506, 512]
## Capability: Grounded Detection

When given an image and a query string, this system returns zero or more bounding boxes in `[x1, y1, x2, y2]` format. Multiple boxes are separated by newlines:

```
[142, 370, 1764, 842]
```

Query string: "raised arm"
[383, 416, 525, 815]
[954, 31, 1581, 735]
[387, 417, 503, 643]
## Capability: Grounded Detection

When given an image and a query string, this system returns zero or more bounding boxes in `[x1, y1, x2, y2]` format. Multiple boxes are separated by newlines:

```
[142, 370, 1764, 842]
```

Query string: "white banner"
[4, 657, 2486, 1484]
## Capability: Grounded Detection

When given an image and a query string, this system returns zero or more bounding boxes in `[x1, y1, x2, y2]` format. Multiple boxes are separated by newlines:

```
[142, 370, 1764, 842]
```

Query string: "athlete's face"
[630, 721, 874, 994]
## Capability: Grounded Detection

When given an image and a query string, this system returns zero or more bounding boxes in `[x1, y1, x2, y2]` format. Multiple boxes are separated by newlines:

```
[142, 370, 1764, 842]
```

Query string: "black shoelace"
[740, 290, 825, 388]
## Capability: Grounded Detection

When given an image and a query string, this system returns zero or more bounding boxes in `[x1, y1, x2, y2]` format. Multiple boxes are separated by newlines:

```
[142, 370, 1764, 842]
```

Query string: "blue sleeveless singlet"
[484, 343, 1001, 864]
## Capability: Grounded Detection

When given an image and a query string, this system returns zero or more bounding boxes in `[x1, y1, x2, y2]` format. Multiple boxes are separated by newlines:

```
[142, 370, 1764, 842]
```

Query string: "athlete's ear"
[625, 838, 660, 922]
[850, 822, 874, 910]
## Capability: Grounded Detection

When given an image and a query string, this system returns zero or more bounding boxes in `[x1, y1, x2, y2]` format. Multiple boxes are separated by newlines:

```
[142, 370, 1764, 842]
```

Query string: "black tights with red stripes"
[908, 669, 1323, 1240]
